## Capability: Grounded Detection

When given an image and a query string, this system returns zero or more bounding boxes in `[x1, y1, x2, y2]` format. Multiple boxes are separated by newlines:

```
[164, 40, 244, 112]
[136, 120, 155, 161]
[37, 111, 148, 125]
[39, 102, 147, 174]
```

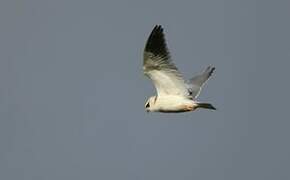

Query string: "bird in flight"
[143, 25, 216, 113]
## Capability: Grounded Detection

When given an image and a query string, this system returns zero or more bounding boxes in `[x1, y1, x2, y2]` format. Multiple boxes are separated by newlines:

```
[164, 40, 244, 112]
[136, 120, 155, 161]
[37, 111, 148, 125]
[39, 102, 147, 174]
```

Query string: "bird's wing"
[143, 25, 188, 97]
[187, 66, 215, 98]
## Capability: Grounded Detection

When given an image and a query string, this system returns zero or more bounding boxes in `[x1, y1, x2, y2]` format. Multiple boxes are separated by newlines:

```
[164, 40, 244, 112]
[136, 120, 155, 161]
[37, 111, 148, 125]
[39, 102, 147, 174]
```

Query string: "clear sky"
[1, 0, 290, 179]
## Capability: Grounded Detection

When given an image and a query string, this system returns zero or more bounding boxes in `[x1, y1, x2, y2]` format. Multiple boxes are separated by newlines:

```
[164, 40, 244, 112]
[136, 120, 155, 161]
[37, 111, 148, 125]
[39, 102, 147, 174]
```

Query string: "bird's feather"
[187, 66, 215, 98]
[143, 25, 188, 96]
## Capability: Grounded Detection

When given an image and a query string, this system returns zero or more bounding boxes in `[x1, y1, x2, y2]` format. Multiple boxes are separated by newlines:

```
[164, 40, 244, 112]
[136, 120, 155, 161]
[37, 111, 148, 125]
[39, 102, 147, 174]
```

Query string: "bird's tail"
[196, 102, 216, 110]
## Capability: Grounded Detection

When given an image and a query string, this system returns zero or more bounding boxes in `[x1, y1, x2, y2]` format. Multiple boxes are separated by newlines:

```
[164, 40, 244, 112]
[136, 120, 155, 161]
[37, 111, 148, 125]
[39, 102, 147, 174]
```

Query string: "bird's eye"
[145, 102, 150, 108]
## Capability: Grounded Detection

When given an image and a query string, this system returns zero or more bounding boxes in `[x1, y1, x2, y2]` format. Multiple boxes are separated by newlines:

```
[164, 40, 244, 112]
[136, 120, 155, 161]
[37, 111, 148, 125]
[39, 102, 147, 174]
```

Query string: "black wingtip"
[205, 66, 216, 77]
[152, 25, 163, 33]
[144, 25, 169, 58]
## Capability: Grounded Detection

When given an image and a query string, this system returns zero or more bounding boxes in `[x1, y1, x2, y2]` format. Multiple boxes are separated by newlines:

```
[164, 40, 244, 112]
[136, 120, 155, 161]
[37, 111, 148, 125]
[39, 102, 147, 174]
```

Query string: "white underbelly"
[155, 95, 194, 112]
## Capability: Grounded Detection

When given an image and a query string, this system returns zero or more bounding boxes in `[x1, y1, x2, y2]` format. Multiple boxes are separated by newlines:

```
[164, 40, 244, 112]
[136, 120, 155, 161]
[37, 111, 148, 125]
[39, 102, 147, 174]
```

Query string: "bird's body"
[146, 95, 196, 113]
[143, 25, 216, 113]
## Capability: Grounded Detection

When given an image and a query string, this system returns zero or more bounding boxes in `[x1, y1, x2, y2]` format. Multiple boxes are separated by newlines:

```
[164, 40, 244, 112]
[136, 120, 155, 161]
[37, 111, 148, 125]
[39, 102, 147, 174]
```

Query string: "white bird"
[143, 25, 216, 113]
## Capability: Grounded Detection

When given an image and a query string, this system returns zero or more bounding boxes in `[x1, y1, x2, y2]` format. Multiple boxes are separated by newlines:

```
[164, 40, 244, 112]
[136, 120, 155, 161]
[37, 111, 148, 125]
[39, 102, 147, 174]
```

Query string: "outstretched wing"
[143, 25, 188, 96]
[187, 66, 215, 98]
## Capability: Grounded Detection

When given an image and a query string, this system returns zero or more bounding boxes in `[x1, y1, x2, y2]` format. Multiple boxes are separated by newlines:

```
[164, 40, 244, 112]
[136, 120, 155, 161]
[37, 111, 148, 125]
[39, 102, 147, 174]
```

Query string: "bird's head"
[144, 96, 157, 112]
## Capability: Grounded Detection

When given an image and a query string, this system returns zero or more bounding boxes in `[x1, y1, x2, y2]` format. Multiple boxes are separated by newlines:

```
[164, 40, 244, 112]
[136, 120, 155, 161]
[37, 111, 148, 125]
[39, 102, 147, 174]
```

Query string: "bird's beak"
[146, 109, 150, 113]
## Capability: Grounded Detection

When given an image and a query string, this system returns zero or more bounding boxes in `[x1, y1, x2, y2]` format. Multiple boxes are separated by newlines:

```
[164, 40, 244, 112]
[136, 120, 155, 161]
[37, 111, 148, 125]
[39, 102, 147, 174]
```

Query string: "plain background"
[1, 0, 289, 180]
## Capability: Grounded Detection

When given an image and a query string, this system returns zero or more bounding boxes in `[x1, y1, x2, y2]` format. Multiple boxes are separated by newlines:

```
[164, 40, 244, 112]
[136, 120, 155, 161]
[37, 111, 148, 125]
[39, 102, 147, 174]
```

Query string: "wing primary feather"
[143, 25, 178, 72]
[144, 25, 170, 59]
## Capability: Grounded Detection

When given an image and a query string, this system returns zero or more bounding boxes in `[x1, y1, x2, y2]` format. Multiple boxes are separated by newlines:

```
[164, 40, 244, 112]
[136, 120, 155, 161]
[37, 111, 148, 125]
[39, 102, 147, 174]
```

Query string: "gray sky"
[1, 0, 290, 179]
